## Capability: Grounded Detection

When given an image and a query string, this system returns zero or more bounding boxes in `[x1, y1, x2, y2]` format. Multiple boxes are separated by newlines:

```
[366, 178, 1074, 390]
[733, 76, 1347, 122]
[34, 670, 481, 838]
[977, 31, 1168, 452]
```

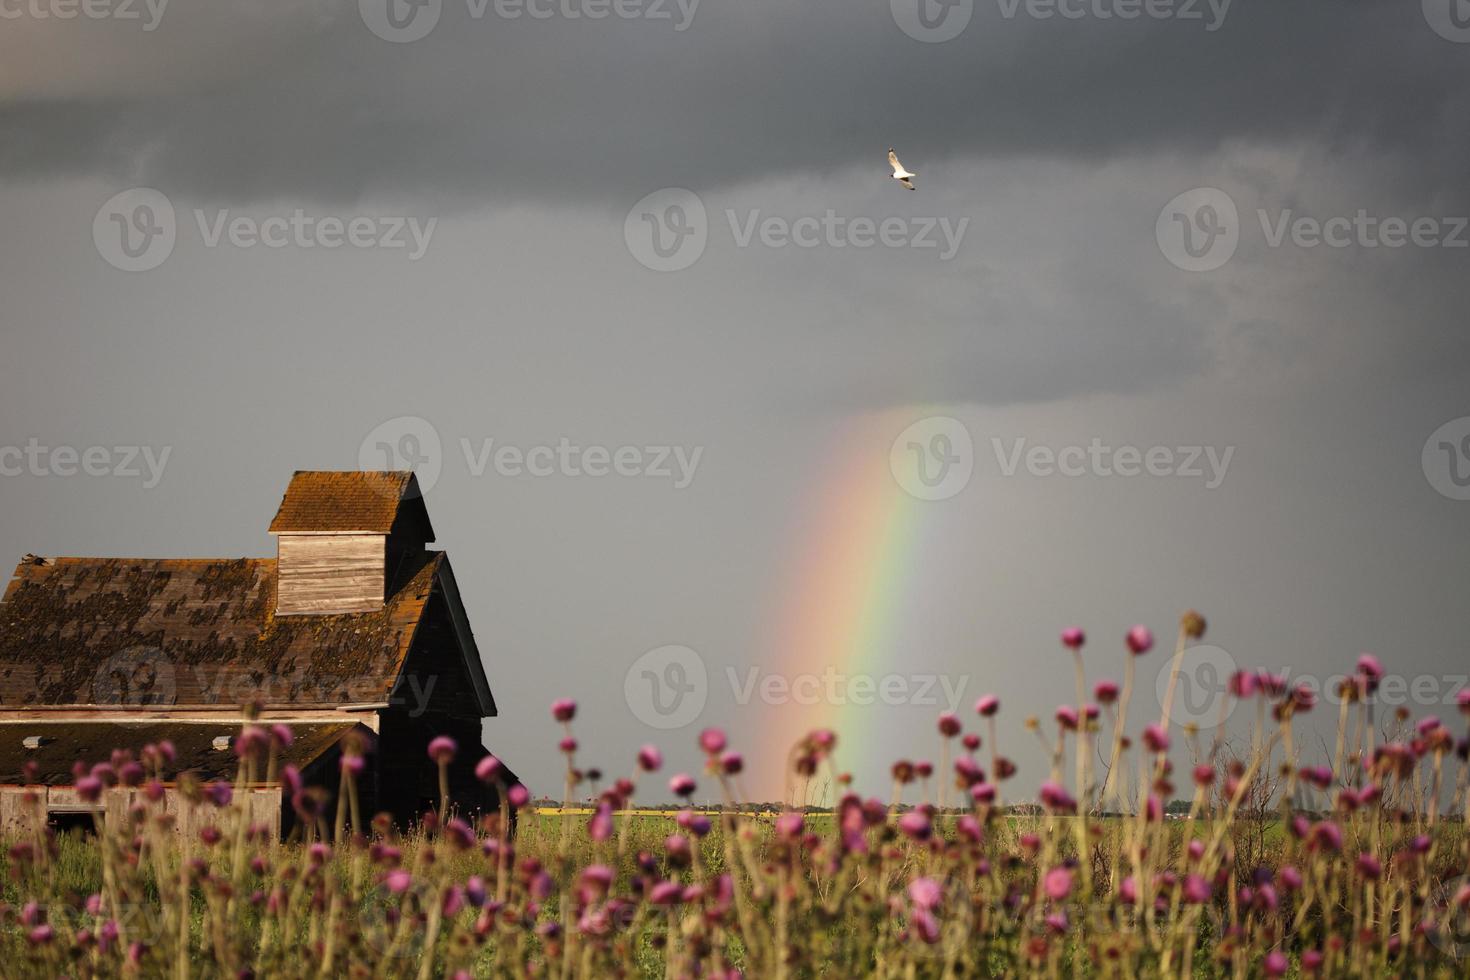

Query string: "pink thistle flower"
[506, 783, 530, 808]
[720, 751, 743, 775]
[970, 782, 996, 805]
[962, 732, 981, 752]
[1044, 867, 1074, 901]
[908, 877, 942, 911]
[1263, 951, 1288, 977]
[1039, 782, 1076, 813]
[975, 694, 1000, 717]
[207, 781, 232, 807]
[75, 775, 103, 804]
[1125, 625, 1154, 655]
[1193, 764, 1214, 786]
[588, 802, 613, 842]
[340, 754, 365, 776]
[937, 712, 961, 737]
[637, 745, 663, 772]
[942, 811, 977, 842]
[669, 773, 696, 797]
[1094, 680, 1119, 704]
[558, 736, 578, 754]
[912, 908, 940, 944]
[1457, 689, 1470, 714]
[27, 925, 53, 945]
[1279, 866, 1303, 891]
[1182, 874, 1211, 904]
[775, 811, 804, 839]
[1142, 723, 1170, 753]
[551, 698, 577, 723]
[1302, 950, 1324, 974]
[385, 870, 412, 894]
[1229, 671, 1257, 698]
[233, 726, 267, 757]
[1119, 877, 1138, 905]
[1055, 706, 1079, 731]
[914, 760, 933, 779]
[649, 881, 683, 906]
[698, 728, 727, 754]
[581, 864, 614, 892]
[1311, 821, 1343, 852]
[897, 810, 932, 841]
[1356, 853, 1382, 879]
[199, 826, 222, 846]
[427, 735, 457, 764]
[1044, 911, 1069, 934]
[475, 754, 503, 783]
[281, 764, 302, 798]
[1061, 627, 1086, 650]
[269, 723, 293, 747]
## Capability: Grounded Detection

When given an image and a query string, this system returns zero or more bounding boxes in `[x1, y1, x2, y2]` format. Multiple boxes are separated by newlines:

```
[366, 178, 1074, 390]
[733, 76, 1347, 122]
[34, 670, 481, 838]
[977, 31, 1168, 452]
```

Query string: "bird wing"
[899, 177, 916, 190]
[888, 149, 904, 174]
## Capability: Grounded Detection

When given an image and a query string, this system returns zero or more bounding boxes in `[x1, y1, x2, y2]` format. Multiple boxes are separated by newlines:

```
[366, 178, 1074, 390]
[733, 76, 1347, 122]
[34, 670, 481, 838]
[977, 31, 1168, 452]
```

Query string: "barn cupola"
[268, 471, 435, 616]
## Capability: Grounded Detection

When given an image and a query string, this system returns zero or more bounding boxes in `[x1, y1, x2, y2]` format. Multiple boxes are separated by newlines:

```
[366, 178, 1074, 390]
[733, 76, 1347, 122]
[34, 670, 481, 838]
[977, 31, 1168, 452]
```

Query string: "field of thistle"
[4, 611, 1470, 978]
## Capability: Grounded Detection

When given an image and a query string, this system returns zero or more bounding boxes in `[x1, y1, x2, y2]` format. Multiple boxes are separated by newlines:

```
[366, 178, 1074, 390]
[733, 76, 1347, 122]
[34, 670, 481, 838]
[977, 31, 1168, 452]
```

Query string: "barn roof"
[0, 721, 366, 786]
[0, 552, 443, 709]
[268, 470, 434, 537]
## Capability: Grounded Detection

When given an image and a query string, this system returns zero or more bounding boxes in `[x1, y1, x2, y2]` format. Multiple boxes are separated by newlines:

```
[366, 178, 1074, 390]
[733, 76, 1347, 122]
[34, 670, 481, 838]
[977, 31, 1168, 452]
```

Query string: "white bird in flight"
[888, 148, 916, 190]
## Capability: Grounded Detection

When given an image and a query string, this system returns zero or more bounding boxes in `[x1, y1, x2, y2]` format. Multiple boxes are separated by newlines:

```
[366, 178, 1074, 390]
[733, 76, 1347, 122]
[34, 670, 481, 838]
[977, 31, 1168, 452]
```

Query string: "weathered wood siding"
[276, 534, 385, 615]
[0, 785, 282, 838]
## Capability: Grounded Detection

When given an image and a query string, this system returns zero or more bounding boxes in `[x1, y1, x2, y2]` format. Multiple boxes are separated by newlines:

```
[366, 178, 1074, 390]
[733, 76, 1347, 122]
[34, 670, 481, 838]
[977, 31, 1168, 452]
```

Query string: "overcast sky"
[2, 0, 1468, 803]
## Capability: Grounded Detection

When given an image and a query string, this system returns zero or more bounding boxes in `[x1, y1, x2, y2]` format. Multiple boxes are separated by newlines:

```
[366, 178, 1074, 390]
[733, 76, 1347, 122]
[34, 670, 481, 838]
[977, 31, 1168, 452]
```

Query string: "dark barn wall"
[376, 588, 498, 827]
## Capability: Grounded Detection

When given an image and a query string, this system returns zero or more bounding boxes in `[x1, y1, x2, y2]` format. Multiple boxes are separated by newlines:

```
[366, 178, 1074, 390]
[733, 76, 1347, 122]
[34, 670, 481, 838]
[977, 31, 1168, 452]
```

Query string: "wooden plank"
[276, 534, 385, 615]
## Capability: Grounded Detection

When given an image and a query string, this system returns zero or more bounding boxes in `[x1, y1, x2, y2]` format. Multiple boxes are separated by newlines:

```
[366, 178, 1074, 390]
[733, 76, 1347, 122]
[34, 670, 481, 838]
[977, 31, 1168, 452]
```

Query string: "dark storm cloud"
[1, 0, 1466, 207]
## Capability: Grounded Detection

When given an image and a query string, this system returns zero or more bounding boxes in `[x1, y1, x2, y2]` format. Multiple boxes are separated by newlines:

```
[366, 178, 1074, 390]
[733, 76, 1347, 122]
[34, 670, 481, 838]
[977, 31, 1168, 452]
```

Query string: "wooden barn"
[0, 471, 515, 836]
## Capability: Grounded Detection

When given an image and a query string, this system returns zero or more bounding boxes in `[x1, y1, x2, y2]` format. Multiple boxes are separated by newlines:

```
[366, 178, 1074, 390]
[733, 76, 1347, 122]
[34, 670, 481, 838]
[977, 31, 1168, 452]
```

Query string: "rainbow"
[758, 409, 939, 803]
